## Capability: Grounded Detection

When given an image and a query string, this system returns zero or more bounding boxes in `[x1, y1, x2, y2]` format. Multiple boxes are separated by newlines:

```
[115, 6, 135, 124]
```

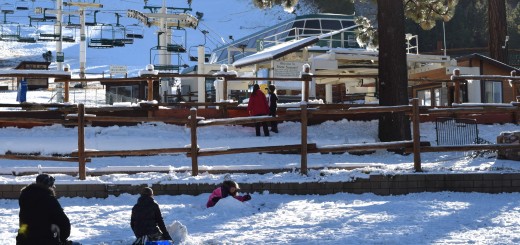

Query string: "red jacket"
[247, 90, 269, 116]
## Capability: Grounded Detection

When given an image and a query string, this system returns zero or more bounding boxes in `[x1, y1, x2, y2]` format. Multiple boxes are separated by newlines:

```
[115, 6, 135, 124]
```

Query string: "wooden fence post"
[412, 98, 422, 172]
[190, 108, 199, 176]
[64, 80, 69, 103]
[300, 103, 308, 175]
[223, 77, 228, 102]
[77, 104, 86, 180]
[147, 78, 154, 118]
[512, 70, 518, 102]
[301, 64, 311, 102]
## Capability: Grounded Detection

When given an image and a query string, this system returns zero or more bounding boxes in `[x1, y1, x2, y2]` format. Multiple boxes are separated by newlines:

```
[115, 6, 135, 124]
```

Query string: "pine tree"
[488, 0, 508, 63]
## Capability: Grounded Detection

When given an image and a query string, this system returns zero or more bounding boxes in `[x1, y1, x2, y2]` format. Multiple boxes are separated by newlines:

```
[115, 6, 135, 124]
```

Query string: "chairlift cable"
[198, 21, 227, 45]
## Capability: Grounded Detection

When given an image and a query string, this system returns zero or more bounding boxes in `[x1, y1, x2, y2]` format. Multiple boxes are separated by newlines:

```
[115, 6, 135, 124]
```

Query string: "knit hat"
[268, 85, 276, 92]
[223, 180, 240, 190]
[141, 187, 154, 197]
[36, 174, 55, 188]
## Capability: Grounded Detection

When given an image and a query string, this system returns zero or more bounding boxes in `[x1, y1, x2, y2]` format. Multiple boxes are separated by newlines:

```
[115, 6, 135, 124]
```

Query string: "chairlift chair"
[88, 24, 116, 48]
[166, 27, 187, 53]
[85, 10, 100, 26]
[37, 24, 72, 42]
[65, 14, 81, 29]
[0, 24, 21, 41]
[125, 23, 144, 39]
[15, 0, 30, 11]
[17, 24, 37, 43]
[112, 13, 133, 45]
[2, 3, 16, 14]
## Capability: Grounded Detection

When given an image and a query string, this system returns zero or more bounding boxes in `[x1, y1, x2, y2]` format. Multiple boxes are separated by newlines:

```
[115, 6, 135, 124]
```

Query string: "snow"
[1, 0, 520, 244]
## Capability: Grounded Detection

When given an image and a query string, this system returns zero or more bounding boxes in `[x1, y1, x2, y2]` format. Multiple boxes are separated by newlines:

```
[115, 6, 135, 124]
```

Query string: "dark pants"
[269, 109, 278, 133]
[254, 114, 269, 136]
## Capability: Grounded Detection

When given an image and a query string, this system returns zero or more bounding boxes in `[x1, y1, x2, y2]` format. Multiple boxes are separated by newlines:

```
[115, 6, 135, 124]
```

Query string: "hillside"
[0, 0, 317, 76]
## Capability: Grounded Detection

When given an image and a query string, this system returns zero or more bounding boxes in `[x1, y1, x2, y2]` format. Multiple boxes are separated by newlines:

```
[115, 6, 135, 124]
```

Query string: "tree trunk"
[377, 0, 411, 143]
[488, 0, 508, 63]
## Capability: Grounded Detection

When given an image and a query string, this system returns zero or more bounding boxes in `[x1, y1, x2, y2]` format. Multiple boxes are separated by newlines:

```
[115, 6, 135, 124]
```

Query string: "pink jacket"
[206, 187, 248, 208]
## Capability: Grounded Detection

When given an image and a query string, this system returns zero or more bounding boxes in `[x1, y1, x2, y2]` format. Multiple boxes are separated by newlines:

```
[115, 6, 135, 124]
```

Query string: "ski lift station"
[177, 13, 518, 106]
[174, 13, 440, 104]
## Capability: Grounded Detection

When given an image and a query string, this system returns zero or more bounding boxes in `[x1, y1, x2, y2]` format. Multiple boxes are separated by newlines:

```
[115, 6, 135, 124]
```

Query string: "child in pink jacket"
[206, 180, 251, 208]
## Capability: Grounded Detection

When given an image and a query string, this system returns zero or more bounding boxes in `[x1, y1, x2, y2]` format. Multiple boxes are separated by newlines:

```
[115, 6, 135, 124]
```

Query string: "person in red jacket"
[247, 84, 270, 136]
[206, 180, 251, 208]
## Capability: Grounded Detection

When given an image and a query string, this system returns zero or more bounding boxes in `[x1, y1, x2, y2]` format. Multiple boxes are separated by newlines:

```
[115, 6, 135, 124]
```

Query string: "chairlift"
[38, 23, 74, 42]
[1, 5, 15, 24]
[166, 27, 186, 53]
[17, 24, 37, 43]
[65, 14, 81, 29]
[2, 3, 16, 14]
[85, 10, 99, 26]
[115, 26, 133, 45]
[15, 0, 30, 11]
[112, 13, 133, 45]
[125, 23, 144, 39]
[0, 23, 21, 41]
[88, 24, 117, 48]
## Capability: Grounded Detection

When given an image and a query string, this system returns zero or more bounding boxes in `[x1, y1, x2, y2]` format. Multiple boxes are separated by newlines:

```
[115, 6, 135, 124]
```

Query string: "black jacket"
[130, 196, 170, 239]
[268, 92, 278, 115]
[17, 183, 71, 245]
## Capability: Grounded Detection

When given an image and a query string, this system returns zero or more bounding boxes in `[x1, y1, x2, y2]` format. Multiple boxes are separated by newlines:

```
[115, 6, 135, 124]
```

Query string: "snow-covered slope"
[0, 0, 317, 76]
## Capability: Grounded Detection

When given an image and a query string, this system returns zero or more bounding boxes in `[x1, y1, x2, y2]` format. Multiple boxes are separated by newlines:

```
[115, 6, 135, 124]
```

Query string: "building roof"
[15, 61, 51, 70]
[232, 27, 358, 68]
[210, 13, 359, 64]
[456, 53, 520, 73]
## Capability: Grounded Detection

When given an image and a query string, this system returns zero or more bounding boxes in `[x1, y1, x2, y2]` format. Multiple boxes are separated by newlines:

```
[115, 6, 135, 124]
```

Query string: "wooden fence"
[1, 69, 520, 179]
[3, 98, 520, 180]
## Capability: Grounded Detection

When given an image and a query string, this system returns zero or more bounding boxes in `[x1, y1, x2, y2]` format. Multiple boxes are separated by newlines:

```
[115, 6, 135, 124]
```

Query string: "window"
[303, 19, 320, 35]
[417, 89, 432, 106]
[483, 81, 502, 103]
[321, 19, 341, 32]
[288, 20, 304, 38]
[108, 85, 138, 104]
[434, 88, 441, 106]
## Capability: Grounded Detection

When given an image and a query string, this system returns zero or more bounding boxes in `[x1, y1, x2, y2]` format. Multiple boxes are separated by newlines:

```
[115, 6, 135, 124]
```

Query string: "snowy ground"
[3, 191, 520, 244]
[2, 90, 520, 244]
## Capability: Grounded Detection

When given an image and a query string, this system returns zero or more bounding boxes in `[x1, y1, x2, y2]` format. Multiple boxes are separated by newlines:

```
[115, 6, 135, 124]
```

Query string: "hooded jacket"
[206, 183, 249, 208]
[247, 90, 269, 116]
[17, 183, 71, 245]
[130, 196, 170, 239]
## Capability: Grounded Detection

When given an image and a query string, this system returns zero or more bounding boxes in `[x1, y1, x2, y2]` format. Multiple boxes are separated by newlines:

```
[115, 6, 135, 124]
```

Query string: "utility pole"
[63, 1, 103, 79]
[56, 0, 64, 101]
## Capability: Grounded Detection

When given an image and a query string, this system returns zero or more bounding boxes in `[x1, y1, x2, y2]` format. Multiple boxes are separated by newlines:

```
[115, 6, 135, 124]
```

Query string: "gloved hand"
[212, 197, 221, 203]
[243, 194, 251, 201]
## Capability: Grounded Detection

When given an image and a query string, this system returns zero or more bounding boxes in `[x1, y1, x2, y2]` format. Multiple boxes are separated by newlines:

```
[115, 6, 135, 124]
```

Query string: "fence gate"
[435, 117, 479, 145]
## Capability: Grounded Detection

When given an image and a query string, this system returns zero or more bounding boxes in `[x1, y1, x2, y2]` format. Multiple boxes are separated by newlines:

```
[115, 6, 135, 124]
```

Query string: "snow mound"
[166, 220, 188, 244]
[211, 195, 252, 215]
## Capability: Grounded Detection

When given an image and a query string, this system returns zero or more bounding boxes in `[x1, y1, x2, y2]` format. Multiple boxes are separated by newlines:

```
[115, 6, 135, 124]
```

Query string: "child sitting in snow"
[206, 180, 251, 208]
[131, 187, 172, 244]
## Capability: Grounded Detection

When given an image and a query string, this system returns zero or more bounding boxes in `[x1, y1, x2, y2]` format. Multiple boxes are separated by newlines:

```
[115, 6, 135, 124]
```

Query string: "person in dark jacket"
[17, 173, 71, 245]
[247, 84, 270, 136]
[206, 180, 251, 208]
[267, 84, 279, 133]
[130, 187, 172, 244]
